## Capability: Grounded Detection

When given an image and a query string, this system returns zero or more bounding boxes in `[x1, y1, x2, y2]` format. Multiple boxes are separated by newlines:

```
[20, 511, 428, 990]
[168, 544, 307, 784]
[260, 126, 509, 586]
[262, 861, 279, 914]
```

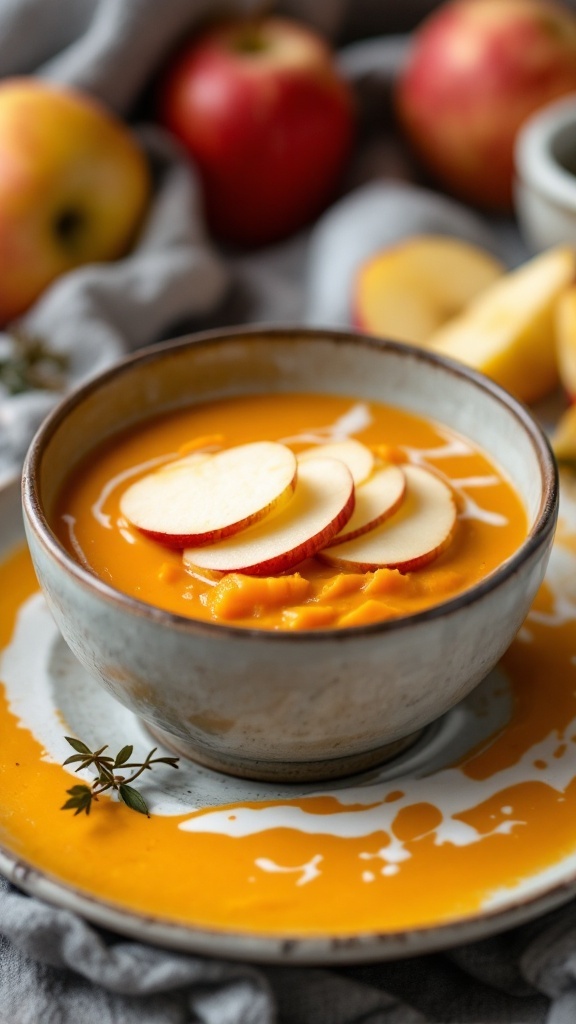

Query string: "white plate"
[3, 474, 576, 963]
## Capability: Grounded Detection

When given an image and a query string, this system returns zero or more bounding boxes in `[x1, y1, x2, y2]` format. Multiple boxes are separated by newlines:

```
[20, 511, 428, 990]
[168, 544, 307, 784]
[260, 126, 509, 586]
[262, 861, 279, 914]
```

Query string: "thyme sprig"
[61, 736, 179, 817]
[0, 326, 69, 395]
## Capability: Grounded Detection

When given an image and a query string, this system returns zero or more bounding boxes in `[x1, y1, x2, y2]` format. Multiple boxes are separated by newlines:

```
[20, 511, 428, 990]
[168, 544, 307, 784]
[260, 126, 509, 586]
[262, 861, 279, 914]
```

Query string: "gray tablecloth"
[1, 1, 575, 1021]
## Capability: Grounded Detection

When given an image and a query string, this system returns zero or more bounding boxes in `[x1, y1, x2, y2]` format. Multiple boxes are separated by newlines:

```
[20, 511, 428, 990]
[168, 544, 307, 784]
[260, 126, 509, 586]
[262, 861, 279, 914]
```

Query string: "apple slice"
[324, 463, 406, 545]
[556, 285, 576, 401]
[353, 235, 504, 345]
[321, 465, 456, 572]
[120, 441, 297, 549]
[429, 245, 576, 404]
[298, 439, 374, 485]
[183, 457, 354, 577]
[551, 403, 576, 463]
[156, 452, 212, 474]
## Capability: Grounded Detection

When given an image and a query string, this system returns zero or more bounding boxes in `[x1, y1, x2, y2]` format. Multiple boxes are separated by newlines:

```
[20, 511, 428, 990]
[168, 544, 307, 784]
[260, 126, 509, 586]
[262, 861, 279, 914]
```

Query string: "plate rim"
[2, 842, 576, 964]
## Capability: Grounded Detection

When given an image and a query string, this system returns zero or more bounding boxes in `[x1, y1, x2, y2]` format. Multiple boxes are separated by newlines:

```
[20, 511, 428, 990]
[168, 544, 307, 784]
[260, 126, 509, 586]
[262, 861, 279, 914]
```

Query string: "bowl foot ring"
[143, 722, 426, 783]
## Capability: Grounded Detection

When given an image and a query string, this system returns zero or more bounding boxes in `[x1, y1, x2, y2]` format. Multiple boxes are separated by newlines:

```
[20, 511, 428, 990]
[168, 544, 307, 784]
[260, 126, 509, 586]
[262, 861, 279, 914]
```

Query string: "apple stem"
[231, 2, 275, 53]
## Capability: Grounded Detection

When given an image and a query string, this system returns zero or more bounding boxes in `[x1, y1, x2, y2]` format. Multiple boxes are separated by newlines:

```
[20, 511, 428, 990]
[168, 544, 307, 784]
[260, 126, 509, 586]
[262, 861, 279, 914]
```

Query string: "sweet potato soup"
[54, 392, 527, 630]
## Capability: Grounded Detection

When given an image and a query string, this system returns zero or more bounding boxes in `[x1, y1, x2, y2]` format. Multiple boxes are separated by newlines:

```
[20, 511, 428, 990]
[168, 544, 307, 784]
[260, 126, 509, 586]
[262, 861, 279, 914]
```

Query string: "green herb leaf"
[0, 327, 69, 396]
[119, 784, 149, 816]
[61, 784, 93, 816]
[114, 745, 133, 767]
[96, 763, 115, 784]
[65, 736, 92, 755]
[61, 736, 179, 818]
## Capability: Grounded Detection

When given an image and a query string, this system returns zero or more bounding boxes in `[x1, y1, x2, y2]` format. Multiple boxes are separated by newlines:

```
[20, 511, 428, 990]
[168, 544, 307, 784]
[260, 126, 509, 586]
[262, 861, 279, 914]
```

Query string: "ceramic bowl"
[514, 92, 576, 252]
[22, 327, 558, 782]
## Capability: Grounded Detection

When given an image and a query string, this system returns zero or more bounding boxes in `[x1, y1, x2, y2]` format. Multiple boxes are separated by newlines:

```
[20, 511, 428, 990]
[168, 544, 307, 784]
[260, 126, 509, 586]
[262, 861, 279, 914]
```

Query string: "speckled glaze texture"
[22, 329, 558, 781]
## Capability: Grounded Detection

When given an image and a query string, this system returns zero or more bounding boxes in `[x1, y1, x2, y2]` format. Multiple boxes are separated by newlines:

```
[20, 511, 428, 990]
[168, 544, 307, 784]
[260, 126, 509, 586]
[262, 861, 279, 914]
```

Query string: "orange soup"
[54, 392, 527, 630]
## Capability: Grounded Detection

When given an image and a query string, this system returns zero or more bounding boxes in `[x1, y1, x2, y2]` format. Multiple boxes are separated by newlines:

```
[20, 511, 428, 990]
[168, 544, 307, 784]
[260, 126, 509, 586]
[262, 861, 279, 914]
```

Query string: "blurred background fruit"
[156, 16, 355, 247]
[352, 235, 504, 344]
[556, 284, 576, 399]
[429, 245, 576, 403]
[0, 78, 150, 325]
[395, 0, 576, 210]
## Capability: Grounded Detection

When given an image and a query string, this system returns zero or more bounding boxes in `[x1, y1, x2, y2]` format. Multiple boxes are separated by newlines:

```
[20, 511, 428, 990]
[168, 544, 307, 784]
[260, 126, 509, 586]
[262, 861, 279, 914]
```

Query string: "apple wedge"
[120, 441, 297, 549]
[551, 403, 576, 463]
[321, 465, 456, 572]
[429, 245, 576, 404]
[298, 438, 374, 484]
[352, 235, 504, 345]
[325, 463, 406, 545]
[183, 457, 354, 577]
[556, 285, 576, 401]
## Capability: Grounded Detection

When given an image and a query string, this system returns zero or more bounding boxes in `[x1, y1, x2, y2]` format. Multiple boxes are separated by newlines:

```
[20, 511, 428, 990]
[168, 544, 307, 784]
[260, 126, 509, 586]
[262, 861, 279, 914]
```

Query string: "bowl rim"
[22, 325, 559, 643]
[514, 92, 576, 209]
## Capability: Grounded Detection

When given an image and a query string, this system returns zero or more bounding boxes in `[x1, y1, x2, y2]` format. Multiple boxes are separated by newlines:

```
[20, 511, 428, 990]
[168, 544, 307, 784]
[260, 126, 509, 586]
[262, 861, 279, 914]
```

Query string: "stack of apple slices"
[120, 439, 457, 577]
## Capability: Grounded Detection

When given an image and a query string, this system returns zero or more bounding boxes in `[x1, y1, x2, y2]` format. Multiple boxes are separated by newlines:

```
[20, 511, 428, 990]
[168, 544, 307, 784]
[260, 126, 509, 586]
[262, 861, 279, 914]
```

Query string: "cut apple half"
[321, 465, 456, 572]
[120, 441, 297, 549]
[183, 457, 355, 577]
[325, 463, 406, 545]
[352, 235, 505, 345]
[298, 439, 374, 485]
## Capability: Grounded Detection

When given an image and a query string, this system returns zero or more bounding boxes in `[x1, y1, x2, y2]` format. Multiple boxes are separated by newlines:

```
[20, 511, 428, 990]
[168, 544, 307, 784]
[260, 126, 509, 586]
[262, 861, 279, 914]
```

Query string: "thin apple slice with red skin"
[324, 463, 406, 546]
[120, 441, 297, 550]
[183, 458, 355, 577]
[321, 465, 456, 572]
[298, 439, 374, 485]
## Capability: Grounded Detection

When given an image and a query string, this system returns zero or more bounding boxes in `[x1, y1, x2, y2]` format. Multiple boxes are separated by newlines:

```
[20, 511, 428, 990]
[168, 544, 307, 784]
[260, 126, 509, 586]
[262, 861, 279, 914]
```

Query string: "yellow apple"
[0, 78, 150, 324]
[429, 246, 576, 404]
[352, 235, 504, 344]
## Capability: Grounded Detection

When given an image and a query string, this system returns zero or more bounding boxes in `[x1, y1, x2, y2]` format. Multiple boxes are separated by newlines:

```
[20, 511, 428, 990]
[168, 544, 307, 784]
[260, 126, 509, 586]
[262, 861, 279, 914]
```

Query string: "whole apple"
[0, 79, 150, 325]
[396, 0, 576, 210]
[156, 17, 355, 247]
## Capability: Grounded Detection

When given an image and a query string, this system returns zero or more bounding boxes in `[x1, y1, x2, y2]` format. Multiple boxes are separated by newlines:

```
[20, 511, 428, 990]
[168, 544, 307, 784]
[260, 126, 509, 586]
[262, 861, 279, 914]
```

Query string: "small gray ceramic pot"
[22, 328, 558, 782]
[514, 92, 576, 252]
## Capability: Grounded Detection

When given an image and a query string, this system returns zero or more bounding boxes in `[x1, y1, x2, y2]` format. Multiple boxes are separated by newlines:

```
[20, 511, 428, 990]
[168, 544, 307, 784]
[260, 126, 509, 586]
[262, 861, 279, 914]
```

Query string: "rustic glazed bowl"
[22, 328, 558, 782]
[514, 92, 576, 252]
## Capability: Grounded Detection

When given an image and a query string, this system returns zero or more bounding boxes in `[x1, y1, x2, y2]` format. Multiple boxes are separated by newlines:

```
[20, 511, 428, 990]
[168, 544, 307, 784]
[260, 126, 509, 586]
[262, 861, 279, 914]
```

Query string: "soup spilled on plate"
[54, 392, 527, 630]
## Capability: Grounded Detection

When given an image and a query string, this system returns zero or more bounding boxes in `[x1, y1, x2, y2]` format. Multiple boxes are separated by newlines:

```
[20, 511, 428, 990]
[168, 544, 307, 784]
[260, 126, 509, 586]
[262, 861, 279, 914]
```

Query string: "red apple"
[396, 0, 576, 211]
[156, 17, 355, 247]
[0, 78, 150, 325]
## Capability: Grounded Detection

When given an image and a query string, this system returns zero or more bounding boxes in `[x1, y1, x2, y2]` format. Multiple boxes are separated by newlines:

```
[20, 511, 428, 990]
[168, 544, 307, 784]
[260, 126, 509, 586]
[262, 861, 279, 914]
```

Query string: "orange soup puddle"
[53, 393, 527, 629]
[2, 538, 576, 937]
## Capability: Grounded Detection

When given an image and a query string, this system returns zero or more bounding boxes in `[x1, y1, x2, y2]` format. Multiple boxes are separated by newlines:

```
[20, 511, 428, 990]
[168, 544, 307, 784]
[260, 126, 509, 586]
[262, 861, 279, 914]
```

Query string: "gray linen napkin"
[0, 2, 575, 1023]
